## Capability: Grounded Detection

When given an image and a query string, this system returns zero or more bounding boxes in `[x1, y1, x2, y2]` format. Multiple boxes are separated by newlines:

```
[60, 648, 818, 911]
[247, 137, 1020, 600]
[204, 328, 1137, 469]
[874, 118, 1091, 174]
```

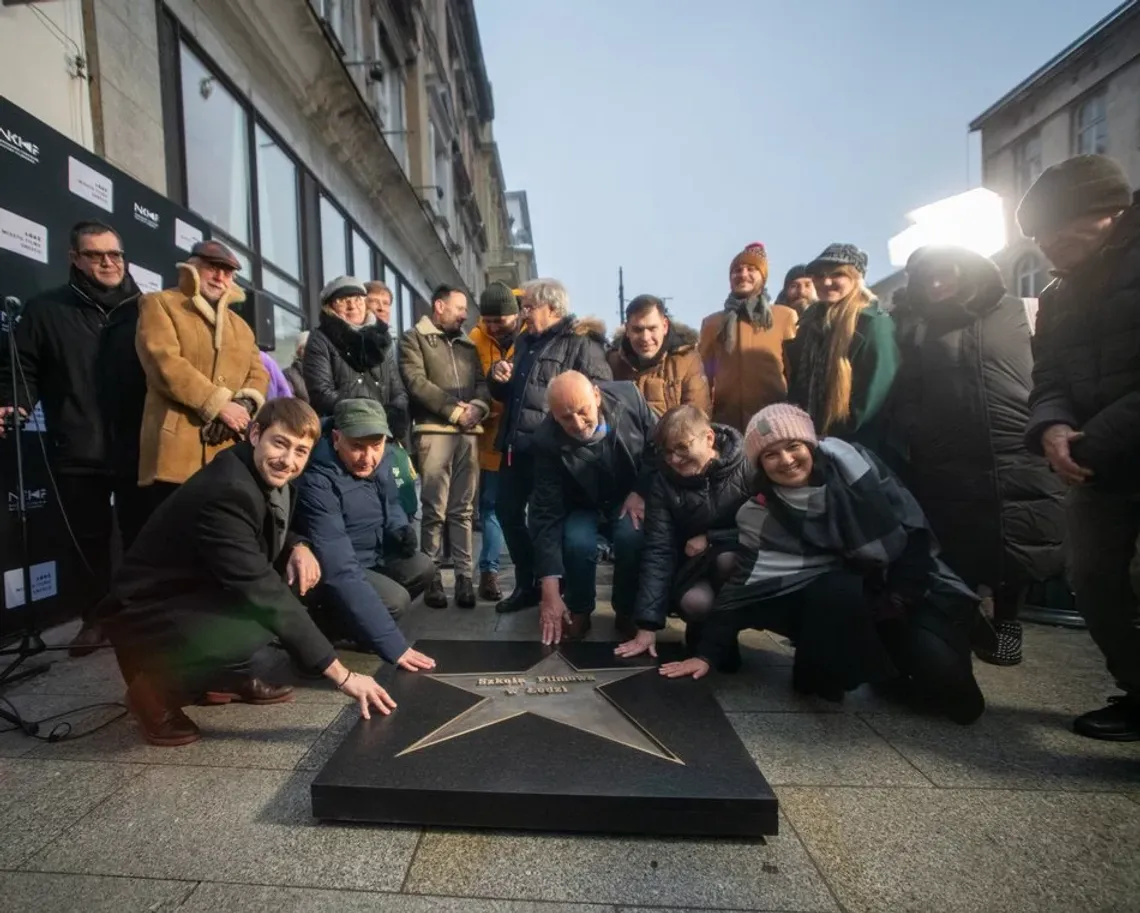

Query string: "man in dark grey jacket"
[399, 284, 490, 609]
[488, 279, 612, 614]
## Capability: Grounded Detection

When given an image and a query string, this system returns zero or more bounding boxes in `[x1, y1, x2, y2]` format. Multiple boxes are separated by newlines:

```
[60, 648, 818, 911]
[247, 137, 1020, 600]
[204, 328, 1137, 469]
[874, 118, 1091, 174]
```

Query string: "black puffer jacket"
[490, 316, 611, 454]
[633, 424, 756, 630]
[893, 247, 1065, 589]
[529, 381, 656, 580]
[302, 311, 407, 434]
[1026, 195, 1140, 490]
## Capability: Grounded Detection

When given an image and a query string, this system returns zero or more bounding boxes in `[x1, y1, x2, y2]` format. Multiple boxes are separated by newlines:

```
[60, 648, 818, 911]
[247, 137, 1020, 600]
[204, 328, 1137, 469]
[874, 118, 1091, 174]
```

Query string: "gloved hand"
[233, 395, 258, 418]
[397, 524, 418, 558]
[386, 406, 408, 441]
[200, 418, 236, 446]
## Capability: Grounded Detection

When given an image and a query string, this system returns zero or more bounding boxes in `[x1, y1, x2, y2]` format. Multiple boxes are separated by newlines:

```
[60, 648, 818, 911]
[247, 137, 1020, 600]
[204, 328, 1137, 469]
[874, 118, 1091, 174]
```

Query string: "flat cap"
[190, 239, 241, 270]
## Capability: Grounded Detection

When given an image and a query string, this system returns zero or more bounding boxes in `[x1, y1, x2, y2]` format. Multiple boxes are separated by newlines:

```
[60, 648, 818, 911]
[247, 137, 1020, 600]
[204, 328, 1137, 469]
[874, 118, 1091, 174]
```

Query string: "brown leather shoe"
[563, 614, 592, 642]
[126, 675, 201, 747]
[200, 677, 295, 705]
[68, 621, 105, 658]
[478, 571, 503, 602]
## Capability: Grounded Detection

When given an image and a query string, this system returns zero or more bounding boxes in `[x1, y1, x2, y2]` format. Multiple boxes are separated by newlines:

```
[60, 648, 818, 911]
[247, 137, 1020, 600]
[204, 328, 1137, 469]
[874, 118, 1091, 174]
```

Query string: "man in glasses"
[0, 220, 148, 656]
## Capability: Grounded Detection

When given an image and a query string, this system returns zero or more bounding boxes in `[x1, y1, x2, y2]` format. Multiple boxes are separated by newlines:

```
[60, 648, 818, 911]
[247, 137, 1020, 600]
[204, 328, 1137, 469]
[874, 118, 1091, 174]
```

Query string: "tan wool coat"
[135, 264, 268, 486]
[698, 303, 798, 433]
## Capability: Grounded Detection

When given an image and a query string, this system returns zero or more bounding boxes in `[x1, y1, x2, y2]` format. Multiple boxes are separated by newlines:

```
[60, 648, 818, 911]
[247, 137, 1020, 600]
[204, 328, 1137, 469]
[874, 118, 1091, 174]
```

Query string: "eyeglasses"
[663, 438, 697, 460]
[77, 250, 124, 263]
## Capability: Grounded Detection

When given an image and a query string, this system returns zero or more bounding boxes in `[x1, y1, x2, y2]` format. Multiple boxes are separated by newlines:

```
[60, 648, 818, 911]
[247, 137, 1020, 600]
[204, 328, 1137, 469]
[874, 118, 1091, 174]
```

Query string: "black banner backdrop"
[0, 95, 211, 638]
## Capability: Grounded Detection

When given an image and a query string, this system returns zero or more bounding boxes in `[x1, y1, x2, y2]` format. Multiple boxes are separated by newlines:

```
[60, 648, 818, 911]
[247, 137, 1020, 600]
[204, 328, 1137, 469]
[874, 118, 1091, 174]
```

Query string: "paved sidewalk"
[0, 563, 1137, 913]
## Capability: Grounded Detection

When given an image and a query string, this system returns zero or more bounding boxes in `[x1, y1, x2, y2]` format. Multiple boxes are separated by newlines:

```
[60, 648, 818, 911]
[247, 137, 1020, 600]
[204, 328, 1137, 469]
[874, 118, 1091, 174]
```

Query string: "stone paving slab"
[0, 871, 193, 912]
[780, 786, 1140, 913]
[862, 709, 1140, 793]
[295, 704, 357, 771]
[727, 712, 932, 788]
[0, 758, 144, 868]
[4, 647, 124, 700]
[179, 883, 612, 913]
[402, 826, 838, 911]
[26, 700, 342, 770]
[0, 693, 126, 759]
[25, 766, 421, 892]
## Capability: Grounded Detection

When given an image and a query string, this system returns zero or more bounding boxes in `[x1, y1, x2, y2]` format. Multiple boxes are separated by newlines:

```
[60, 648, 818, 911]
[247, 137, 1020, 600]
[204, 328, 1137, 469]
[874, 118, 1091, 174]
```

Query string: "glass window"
[1016, 254, 1046, 298]
[320, 196, 347, 283]
[210, 234, 251, 275]
[255, 126, 300, 278]
[401, 282, 415, 333]
[272, 305, 304, 369]
[352, 229, 372, 280]
[180, 46, 251, 245]
[1014, 134, 1042, 199]
[1075, 92, 1108, 155]
[263, 266, 301, 308]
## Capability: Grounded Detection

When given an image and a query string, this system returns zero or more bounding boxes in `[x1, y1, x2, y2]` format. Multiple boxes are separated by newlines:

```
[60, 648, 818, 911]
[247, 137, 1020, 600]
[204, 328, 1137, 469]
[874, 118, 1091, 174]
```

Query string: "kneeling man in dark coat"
[293, 399, 437, 670]
[102, 398, 396, 746]
[530, 372, 657, 644]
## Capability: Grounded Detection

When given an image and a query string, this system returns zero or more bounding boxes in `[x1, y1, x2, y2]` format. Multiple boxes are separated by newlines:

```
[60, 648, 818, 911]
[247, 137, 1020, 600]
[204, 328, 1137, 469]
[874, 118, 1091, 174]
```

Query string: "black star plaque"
[311, 640, 778, 837]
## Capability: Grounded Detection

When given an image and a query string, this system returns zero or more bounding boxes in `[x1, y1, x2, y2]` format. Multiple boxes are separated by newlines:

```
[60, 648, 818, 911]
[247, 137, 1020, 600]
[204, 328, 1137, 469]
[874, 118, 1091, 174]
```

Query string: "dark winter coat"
[99, 443, 336, 675]
[634, 424, 756, 630]
[893, 249, 1065, 589]
[303, 310, 408, 435]
[607, 323, 711, 417]
[283, 359, 308, 403]
[530, 381, 657, 579]
[398, 315, 491, 433]
[1026, 195, 1140, 491]
[489, 316, 612, 455]
[785, 300, 899, 454]
[1, 271, 143, 476]
[293, 426, 412, 663]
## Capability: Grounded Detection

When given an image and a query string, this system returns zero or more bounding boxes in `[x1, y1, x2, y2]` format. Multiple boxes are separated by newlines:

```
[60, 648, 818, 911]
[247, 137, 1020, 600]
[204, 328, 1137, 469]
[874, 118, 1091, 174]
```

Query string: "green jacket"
[785, 301, 900, 452]
[398, 316, 491, 434]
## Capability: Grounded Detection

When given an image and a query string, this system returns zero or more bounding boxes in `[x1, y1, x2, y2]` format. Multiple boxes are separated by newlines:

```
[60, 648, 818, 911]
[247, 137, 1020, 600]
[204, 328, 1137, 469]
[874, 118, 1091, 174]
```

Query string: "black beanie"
[1016, 154, 1132, 238]
[479, 281, 519, 317]
[783, 264, 810, 287]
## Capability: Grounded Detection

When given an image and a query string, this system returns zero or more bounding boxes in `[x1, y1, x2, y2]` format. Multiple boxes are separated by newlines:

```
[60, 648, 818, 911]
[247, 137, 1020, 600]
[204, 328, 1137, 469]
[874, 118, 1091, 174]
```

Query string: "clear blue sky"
[476, 0, 1121, 330]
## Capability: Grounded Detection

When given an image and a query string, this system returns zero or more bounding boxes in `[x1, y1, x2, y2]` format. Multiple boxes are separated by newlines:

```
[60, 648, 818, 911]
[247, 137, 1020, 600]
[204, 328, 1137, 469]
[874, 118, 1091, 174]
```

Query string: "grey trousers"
[414, 432, 479, 577]
[1066, 485, 1140, 696]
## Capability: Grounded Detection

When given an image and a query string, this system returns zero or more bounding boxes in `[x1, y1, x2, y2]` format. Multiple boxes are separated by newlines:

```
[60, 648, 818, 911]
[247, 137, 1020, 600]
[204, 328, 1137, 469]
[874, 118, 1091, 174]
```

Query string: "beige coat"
[135, 263, 268, 485]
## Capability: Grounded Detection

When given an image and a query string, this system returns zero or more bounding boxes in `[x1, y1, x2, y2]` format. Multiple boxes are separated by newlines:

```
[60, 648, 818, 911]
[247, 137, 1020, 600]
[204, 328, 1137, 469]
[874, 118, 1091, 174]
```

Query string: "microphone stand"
[0, 295, 52, 725]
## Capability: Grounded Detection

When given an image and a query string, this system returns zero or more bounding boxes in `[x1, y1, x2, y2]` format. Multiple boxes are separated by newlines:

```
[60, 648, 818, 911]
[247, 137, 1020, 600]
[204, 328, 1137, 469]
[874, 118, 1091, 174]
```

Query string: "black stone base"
[311, 640, 778, 837]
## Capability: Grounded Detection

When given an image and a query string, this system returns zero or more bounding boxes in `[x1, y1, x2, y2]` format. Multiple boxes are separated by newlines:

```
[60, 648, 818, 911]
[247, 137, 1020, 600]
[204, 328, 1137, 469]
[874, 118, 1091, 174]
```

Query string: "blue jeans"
[562, 508, 644, 617]
[478, 469, 504, 573]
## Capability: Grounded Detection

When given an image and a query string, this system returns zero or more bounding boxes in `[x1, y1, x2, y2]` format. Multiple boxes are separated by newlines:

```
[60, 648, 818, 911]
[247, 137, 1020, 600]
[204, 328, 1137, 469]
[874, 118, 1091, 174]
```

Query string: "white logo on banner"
[134, 202, 159, 229]
[7, 488, 48, 512]
[0, 125, 40, 164]
[30, 561, 57, 602]
[3, 568, 25, 609]
[175, 218, 203, 252]
[128, 262, 164, 294]
[0, 206, 48, 263]
[68, 156, 114, 213]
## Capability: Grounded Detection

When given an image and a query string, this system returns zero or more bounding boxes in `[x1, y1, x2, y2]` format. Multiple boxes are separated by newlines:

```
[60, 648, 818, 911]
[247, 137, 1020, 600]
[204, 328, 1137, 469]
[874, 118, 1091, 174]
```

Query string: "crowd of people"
[1, 152, 1137, 747]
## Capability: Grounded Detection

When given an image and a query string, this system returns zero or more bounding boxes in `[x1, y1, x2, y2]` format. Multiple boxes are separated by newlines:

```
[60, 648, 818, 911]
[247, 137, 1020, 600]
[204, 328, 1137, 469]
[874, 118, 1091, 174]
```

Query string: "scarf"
[69, 265, 139, 312]
[717, 438, 977, 620]
[717, 289, 772, 353]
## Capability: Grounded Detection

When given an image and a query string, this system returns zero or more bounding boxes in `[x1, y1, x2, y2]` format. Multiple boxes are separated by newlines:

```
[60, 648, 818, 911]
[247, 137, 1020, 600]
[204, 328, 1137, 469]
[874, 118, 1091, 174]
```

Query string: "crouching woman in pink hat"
[660, 403, 985, 725]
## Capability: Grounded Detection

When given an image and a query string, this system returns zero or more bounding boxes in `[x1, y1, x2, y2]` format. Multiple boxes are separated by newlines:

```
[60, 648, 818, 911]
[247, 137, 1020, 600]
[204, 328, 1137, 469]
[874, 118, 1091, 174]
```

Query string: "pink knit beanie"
[744, 404, 818, 458]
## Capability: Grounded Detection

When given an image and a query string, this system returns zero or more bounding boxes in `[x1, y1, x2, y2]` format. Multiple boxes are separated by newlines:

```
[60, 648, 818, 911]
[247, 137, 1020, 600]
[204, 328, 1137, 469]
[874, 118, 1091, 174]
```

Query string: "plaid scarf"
[717, 438, 977, 619]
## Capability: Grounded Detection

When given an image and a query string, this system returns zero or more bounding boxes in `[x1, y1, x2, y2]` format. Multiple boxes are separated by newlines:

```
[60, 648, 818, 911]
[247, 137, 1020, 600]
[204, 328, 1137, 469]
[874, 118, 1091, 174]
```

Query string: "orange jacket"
[469, 319, 520, 471]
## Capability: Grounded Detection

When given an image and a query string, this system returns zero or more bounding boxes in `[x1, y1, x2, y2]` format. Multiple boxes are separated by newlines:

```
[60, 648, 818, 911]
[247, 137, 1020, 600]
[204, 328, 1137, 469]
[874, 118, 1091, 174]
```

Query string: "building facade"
[970, 0, 1140, 298]
[0, 0, 530, 356]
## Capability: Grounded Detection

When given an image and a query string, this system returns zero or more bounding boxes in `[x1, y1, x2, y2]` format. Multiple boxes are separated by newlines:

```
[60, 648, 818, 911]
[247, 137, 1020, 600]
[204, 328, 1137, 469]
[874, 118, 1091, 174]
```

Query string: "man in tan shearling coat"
[135, 240, 268, 503]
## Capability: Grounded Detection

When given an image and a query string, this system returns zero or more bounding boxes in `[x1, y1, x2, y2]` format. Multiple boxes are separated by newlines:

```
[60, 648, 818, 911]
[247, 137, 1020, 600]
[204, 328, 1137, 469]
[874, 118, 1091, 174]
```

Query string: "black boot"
[496, 585, 540, 614]
[424, 573, 448, 609]
[455, 575, 476, 609]
[1073, 696, 1140, 741]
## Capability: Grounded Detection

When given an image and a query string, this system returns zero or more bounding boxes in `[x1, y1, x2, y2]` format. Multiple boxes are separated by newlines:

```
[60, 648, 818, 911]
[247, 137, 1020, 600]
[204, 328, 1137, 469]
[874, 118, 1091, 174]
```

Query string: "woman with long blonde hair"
[784, 243, 899, 454]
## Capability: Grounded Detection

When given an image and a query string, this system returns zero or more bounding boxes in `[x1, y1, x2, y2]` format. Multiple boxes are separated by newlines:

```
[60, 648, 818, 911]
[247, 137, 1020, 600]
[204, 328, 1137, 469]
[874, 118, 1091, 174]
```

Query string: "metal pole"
[618, 267, 625, 327]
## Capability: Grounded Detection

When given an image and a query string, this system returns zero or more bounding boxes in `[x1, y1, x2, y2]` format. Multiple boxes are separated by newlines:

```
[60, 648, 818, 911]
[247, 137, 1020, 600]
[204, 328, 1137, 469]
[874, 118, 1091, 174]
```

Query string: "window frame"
[1015, 253, 1046, 299]
[1074, 90, 1108, 156]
